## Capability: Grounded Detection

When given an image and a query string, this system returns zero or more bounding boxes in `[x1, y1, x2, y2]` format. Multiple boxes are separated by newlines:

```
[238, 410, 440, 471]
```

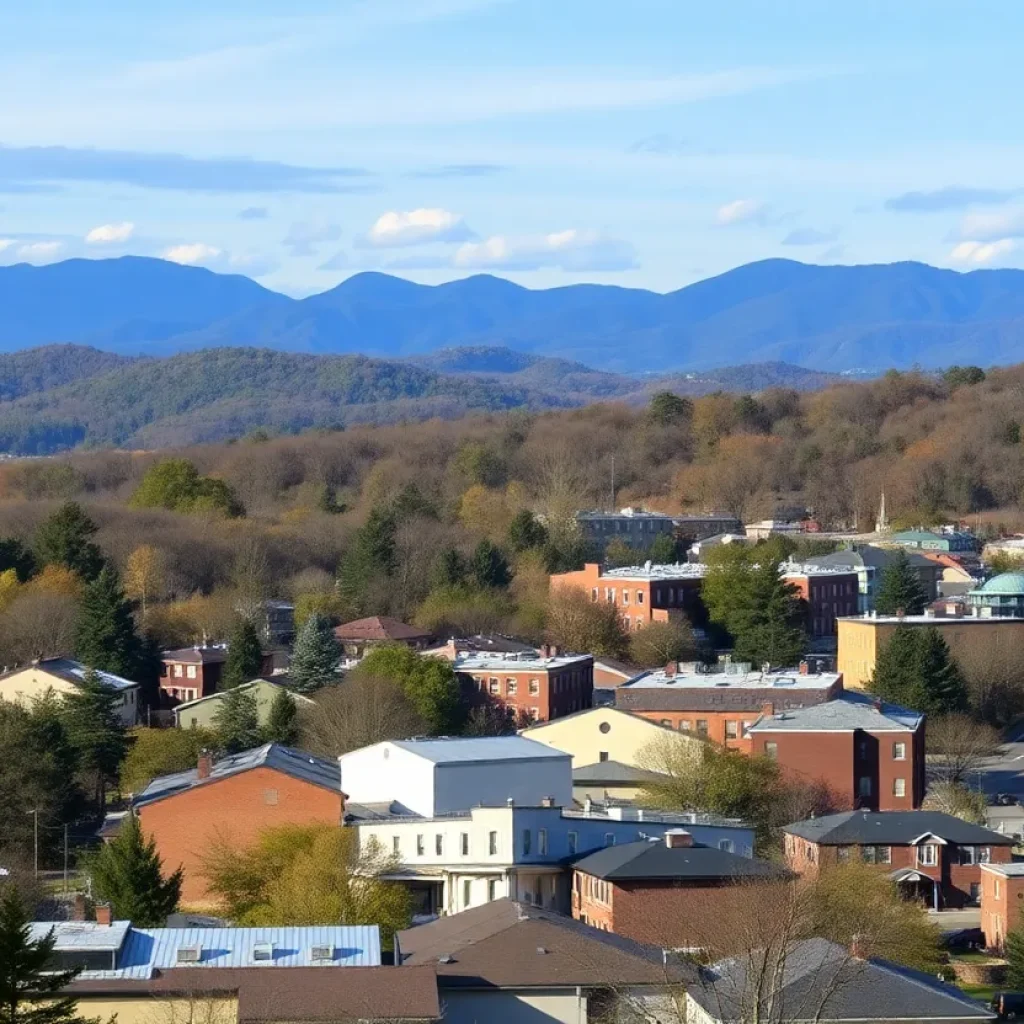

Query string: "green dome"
[978, 572, 1024, 596]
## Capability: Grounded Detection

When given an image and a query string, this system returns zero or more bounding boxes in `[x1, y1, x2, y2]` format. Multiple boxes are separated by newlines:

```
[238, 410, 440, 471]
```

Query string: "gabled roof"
[573, 838, 783, 882]
[133, 744, 341, 806]
[397, 898, 693, 988]
[521, 704, 680, 735]
[689, 937, 993, 1022]
[746, 691, 923, 734]
[783, 810, 1013, 847]
[592, 657, 647, 682]
[2, 657, 139, 692]
[572, 760, 665, 785]
[172, 679, 315, 714]
[334, 616, 431, 642]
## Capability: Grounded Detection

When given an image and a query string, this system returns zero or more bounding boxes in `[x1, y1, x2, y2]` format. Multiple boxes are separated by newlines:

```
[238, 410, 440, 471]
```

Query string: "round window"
[599, 722, 611, 734]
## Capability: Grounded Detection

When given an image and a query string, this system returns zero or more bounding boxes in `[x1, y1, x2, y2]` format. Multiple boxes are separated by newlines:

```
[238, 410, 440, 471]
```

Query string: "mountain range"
[3, 256, 1023, 373]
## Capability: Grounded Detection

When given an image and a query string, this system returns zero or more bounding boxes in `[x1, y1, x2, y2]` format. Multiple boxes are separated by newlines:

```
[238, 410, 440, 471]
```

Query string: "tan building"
[173, 678, 314, 730]
[838, 615, 1024, 689]
[0, 658, 139, 726]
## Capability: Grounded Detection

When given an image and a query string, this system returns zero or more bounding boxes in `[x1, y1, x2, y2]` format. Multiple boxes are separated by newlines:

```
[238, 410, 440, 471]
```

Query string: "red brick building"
[334, 616, 432, 660]
[782, 563, 860, 638]
[133, 744, 345, 906]
[571, 829, 783, 946]
[980, 863, 1024, 949]
[159, 647, 227, 704]
[747, 691, 925, 810]
[549, 562, 707, 632]
[784, 811, 1014, 910]
[455, 647, 594, 723]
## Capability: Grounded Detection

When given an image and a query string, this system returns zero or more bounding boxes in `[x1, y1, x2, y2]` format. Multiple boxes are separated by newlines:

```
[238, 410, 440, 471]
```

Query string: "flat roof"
[620, 665, 840, 691]
[599, 562, 708, 581]
[389, 736, 569, 764]
[29, 921, 132, 952]
[840, 614, 1024, 625]
[454, 650, 591, 671]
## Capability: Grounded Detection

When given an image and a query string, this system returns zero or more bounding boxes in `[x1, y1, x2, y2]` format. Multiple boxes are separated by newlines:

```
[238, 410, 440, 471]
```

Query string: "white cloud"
[362, 208, 474, 247]
[715, 199, 767, 226]
[0, 238, 16, 253]
[956, 208, 1024, 242]
[283, 220, 342, 256]
[453, 229, 637, 272]
[18, 241, 64, 260]
[948, 239, 1016, 266]
[162, 242, 222, 265]
[85, 221, 135, 244]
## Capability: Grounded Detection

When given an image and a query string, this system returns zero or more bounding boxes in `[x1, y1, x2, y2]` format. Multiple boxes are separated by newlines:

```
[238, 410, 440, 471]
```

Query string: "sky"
[1, 0, 1023, 296]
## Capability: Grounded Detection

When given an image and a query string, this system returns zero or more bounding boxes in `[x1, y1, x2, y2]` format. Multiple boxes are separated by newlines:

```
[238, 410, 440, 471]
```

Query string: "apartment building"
[782, 563, 860, 638]
[575, 507, 676, 550]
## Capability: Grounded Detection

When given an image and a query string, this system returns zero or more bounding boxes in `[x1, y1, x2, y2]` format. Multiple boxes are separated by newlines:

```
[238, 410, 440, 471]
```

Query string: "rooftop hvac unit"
[310, 944, 334, 962]
[252, 942, 274, 962]
[176, 945, 202, 964]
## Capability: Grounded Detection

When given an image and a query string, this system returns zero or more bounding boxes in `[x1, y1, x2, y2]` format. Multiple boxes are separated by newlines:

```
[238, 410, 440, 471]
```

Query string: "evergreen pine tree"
[263, 688, 299, 745]
[868, 625, 921, 708]
[58, 668, 129, 812]
[874, 550, 928, 616]
[0, 886, 89, 1024]
[88, 814, 182, 927]
[223, 619, 264, 689]
[431, 547, 467, 589]
[74, 566, 143, 679]
[506, 510, 547, 553]
[213, 686, 262, 753]
[730, 560, 807, 669]
[869, 625, 968, 716]
[1007, 927, 1024, 990]
[470, 539, 512, 589]
[337, 507, 397, 615]
[288, 614, 341, 694]
[33, 501, 104, 581]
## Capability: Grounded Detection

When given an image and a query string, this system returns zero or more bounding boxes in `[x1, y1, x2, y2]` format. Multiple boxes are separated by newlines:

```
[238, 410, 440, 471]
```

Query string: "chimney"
[540, 643, 551, 659]
[70, 893, 87, 921]
[95, 903, 113, 926]
[584, 795, 593, 815]
[664, 661, 677, 679]
[541, 796, 555, 808]
[761, 701, 775, 718]
[197, 749, 213, 780]
[799, 660, 809, 675]
[664, 829, 694, 849]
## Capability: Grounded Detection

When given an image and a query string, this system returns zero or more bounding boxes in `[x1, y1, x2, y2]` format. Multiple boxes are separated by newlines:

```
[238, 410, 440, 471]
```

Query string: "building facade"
[575, 507, 677, 550]
[173, 679, 315, 730]
[890, 528, 977, 554]
[159, 647, 226, 704]
[980, 862, 1024, 949]
[782, 563, 860, 637]
[0, 658, 139, 726]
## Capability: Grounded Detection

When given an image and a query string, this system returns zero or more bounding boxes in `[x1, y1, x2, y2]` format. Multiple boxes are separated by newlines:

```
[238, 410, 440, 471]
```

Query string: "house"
[575, 506, 677, 550]
[746, 691, 925, 810]
[0, 658, 139, 726]
[173, 679, 315, 730]
[614, 662, 844, 749]
[980, 862, 1024, 949]
[571, 829, 783, 946]
[30, 919, 439, 1024]
[454, 647, 594, 723]
[783, 811, 1014, 909]
[397, 898, 693, 1024]
[160, 647, 227, 704]
[838, 613, 1024, 689]
[333, 616, 432, 660]
[687, 936, 994, 1024]
[521, 706, 696, 803]
[781, 562, 860, 638]
[549, 561, 707, 632]
[133, 744, 345, 906]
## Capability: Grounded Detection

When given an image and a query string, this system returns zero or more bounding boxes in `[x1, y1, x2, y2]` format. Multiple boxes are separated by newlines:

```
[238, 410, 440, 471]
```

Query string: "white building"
[0, 658, 139, 726]
[338, 736, 573, 817]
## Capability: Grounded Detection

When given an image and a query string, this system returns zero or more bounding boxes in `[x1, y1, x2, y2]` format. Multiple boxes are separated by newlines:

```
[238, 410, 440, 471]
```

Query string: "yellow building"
[0, 658, 139, 725]
[521, 706, 695, 802]
[838, 615, 1024, 689]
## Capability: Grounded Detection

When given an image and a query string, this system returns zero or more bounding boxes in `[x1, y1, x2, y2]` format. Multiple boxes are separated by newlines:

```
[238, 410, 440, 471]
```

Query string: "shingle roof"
[572, 761, 665, 785]
[783, 810, 1014, 847]
[133, 744, 341, 807]
[161, 647, 228, 665]
[746, 691, 923, 734]
[573, 838, 783, 881]
[389, 736, 569, 764]
[334, 616, 431, 642]
[398, 898, 693, 988]
[689, 937, 993, 1022]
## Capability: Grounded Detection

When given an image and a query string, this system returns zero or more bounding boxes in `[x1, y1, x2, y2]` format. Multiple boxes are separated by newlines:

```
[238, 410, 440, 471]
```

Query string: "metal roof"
[746, 691, 923, 734]
[30, 658, 137, 692]
[981, 862, 1024, 877]
[30, 921, 132, 952]
[783, 810, 1013, 847]
[389, 736, 569, 764]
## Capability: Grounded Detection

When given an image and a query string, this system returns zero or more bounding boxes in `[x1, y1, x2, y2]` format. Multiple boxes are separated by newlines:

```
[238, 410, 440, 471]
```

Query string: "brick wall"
[630, 709, 756, 750]
[137, 766, 345, 906]
[980, 869, 1024, 950]
[461, 660, 593, 722]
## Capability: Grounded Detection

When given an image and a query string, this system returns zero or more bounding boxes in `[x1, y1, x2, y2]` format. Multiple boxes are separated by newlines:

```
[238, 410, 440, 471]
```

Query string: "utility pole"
[63, 824, 69, 893]
[610, 455, 616, 511]
[27, 809, 38, 878]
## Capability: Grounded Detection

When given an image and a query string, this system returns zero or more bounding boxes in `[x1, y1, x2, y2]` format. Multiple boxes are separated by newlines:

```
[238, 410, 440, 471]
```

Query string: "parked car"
[945, 927, 985, 952]
[993, 794, 1020, 807]
[992, 992, 1024, 1019]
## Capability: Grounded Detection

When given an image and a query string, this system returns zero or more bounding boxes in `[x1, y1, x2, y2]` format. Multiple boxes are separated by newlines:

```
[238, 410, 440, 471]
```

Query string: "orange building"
[549, 562, 706, 632]
[133, 744, 345, 906]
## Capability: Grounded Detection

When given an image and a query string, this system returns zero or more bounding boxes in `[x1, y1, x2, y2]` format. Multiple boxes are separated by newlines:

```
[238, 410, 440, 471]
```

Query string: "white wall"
[433, 757, 572, 815]
[440, 989, 587, 1024]
[338, 743, 436, 816]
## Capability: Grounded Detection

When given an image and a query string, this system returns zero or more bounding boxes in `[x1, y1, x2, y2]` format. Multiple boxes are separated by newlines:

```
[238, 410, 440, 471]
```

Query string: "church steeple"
[875, 491, 889, 533]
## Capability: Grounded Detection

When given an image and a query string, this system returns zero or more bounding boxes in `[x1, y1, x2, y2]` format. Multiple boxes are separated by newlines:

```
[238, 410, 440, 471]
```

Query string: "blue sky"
[2, 0, 1022, 295]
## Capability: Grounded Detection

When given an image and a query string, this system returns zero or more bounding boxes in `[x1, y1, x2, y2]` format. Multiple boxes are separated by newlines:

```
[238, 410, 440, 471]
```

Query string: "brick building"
[159, 647, 227, 704]
[571, 829, 782, 945]
[782, 563, 860, 638]
[549, 562, 707, 632]
[784, 811, 1013, 910]
[980, 862, 1024, 949]
[747, 691, 925, 810]
[333, 616, 432, 660]
[614, 662, 843, 749]
[454, 647, 593, 723]
[133, 744, 345, 906]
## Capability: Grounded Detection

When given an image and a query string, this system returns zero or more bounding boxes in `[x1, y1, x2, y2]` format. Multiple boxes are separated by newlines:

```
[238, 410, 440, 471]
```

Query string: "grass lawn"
[959, 981, 997, 1003]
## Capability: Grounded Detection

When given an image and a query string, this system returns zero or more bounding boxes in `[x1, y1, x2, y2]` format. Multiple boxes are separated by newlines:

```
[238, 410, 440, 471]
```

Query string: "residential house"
[571, 829, 782, 946]
[0, 658, 139, 726]
[549, 561, 707, 632]
[398, 898, 693, 1024]
[783, 811, 1014, 909]
[575, 507, 677, 551]
[746, 691, 925, 810]
[173, 679, 315, 730]
[333, 616, 432, 661]
[687, 936, 994, 1024]
[454, 647, 594, 723]
[980, 862, 1024, 949]
[160, 647, 227, 704]
[781, 562, 860, 638]
[133, 744, 345, 906]
[838, 613, 1024, 689]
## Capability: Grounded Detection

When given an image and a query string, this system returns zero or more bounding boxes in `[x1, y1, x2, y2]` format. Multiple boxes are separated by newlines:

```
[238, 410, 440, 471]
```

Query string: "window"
[604, 833, 616, 847]
[679, 720, 691, 733]
[637, 591, 644, 605]
[506, 679, 517, 695]
[858, 776, 872, 797]
[186, 665, 197, 679]
[960, 846, 976, 865]
[980, 847, 992, 863]
[173, 664, 183, 677]
[622, 590, 630, 605]
[522, 829, 532, 855]
[488, 831, 498, 855]
[893, 778, 906, 798]
[488, 879, 499, 901]
[599, 751, 609, 762]
[263, 789, 278, 805]
[416, 834, 425, 856]
[892, 741, 906, 760]
[718, 839, 734, 853]
[463, 880, 472, 908]
[568, 831, 578, 855]
[862, 845, 885, 864]
[725, 721, 739, 740]
[529, 679, 540, 695]
[764, 742, 778, 760]
[996, 879, 1002, 899]
[837, 846, 851, 863]
[435, 834, 444, 856]
[918, 844, 938, 867]
[538, 829, 548, 855]
[460, 833, 469, 856]
[696, 720, 709, 736]
[969, 882, 981, 904]
[392, 836, 401, 855]
[661, 719, 672, 727]
[489, 679, 500, 695]
[529, 708, 540, 721]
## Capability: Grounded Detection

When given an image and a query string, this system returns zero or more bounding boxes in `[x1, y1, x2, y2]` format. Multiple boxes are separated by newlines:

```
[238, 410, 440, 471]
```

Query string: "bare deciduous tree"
[927, 712, 1001, 785]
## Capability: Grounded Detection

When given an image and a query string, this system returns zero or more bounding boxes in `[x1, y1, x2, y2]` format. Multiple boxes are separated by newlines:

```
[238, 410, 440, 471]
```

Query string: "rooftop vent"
[311, 944, 334, 962]
[536, 946, 548, 955]
[252, 942, 274, 962]
[176, 944, 202, 964]
[772, 678, 796, 687]
[438, 955, 455, 964]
